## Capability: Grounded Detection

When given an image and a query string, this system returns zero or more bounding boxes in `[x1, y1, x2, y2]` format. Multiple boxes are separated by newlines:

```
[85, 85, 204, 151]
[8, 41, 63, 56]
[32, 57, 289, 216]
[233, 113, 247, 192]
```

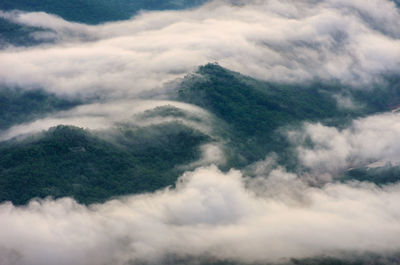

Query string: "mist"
[1, 0, 400, 264]
[1, 166, 400, 265]
[291, 112, 400, 180]
[0, 0, 400, 99]
[0, 100, 215, 141]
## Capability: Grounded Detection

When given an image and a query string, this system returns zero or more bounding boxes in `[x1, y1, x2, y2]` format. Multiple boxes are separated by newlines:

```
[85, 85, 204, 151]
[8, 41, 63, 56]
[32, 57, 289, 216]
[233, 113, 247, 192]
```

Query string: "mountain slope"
[0, 88, 80, 130]
[176, 64, 357, 168]
[175, 64, 400, 176]
[2, 64, 400, 205]
[0, 123, 208, 205]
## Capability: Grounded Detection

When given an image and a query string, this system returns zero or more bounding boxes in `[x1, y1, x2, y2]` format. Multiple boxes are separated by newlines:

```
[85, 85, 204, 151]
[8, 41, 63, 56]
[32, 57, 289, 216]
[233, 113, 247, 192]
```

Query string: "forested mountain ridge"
[2, 0, 400, 264]
[175, 64, 400, 170]
[0, 88, 80, 130]
[2, 64, 400, 206]
[0, 123, 208, 205]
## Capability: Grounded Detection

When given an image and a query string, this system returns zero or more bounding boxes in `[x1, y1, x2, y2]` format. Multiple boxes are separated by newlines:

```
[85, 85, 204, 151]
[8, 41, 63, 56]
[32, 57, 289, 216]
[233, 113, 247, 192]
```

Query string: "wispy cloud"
[0, 99, 215, 140]
[0, 0, 400, 99]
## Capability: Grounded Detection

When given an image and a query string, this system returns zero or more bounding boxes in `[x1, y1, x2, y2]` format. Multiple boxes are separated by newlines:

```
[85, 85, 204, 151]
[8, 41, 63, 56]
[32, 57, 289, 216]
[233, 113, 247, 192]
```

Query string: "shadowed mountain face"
[0, 0, 208, 24]
[0, 123, 208, 205]
[0, 0, 208, 46]
[0, 88, 80, 130]
[0, 17, 46, 46]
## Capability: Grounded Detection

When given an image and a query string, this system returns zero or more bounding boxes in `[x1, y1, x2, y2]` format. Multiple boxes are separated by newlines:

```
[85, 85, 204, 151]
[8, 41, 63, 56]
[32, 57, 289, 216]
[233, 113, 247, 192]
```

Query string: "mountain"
[0, 88, 80, 130]
[175, 64, 400, 170]
[0, 123, 208, 205]
[2, 64, 400, 206]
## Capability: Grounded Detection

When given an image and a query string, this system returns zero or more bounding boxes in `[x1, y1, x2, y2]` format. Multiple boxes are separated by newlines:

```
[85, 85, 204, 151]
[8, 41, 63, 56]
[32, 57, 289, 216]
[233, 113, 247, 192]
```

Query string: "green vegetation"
[0, 0, 208, 24]
[176, 64, 357, 169]
[2, 64, 400, 205]
[147, 254, 400, 265]
[176, 64, 400, 171]
[0, 0, 208, 46]
[0, 123, 208, 205]
[0, 88, 79, 130]
[289, 256, 379, 265]
[140, 105, 192, 119]
[344, 165, 400, 184]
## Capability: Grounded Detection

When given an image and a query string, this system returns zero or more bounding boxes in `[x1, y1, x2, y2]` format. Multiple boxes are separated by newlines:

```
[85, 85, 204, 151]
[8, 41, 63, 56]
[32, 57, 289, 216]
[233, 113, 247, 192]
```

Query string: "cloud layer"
[291, 112, 400, 180]
[1, 1, 400, 264]
[0, 99, 214, 141]
[0, 0, 400, 99]
[1, 166, 400, 265]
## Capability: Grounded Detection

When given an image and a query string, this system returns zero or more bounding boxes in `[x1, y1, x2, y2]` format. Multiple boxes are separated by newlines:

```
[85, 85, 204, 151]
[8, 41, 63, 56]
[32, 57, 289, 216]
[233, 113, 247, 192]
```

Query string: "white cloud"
[1, 166, 400, 265]
[0, 10, 90, 33]
[1, 1, 400, 264]
[291, 112, 400, 180]
[0, 0, 399, 99]
[0, 99, 215, 141]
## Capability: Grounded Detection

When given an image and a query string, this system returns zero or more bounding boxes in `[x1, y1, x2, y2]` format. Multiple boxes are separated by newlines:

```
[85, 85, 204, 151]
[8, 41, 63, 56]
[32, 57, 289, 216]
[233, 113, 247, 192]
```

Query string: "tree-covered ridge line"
[1, 63, 400, 207]
[175, 63, 400, 180]
[0, 123, 209, 205]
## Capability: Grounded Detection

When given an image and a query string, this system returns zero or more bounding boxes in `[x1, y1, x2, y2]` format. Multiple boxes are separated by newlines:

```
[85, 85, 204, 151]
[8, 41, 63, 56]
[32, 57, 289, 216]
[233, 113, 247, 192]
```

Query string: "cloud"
[1, 1, 400, 264]
[290, 112, 400, 180]
[0, 0, 399, 100]
[1, 166, 400, 265]
[0, 99, 215, 141]
[333, 93, 363, 110]
[0, 10, 90, 33]
[182, 143, 226, 169]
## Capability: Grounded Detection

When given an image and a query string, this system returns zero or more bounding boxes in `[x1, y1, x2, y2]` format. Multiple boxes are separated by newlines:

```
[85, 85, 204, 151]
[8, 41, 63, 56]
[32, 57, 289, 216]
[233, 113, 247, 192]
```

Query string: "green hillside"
[176, 64, 370, 169]
[0, 88, 80, 130]
[0, 123, 208, 205]
[1, 64, 400, 205]
[175, 64, 400, 181]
